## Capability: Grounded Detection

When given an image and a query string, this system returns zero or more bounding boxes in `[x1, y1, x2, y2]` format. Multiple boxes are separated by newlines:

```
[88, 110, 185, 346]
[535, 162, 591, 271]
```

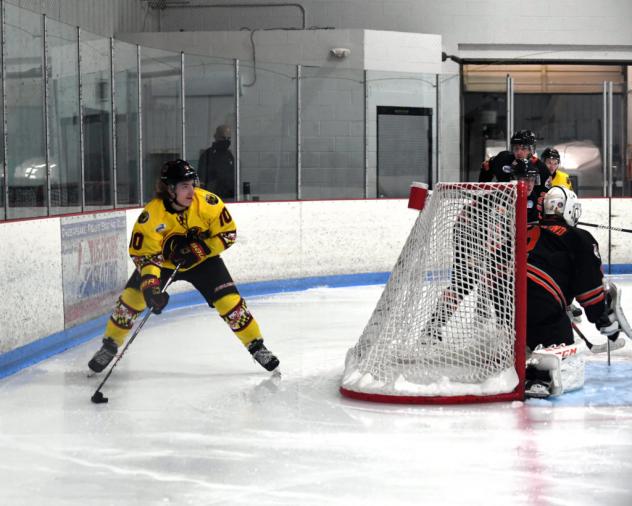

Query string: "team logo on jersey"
[138, 211, 149, 224]
[206, 194, 219, 205]
[155, 223, 166, 233]
[502, 165, 512, 173]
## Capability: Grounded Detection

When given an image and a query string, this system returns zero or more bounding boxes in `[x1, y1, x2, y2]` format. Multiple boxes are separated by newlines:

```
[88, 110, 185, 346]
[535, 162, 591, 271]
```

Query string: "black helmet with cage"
[510, 130, 536, 152]
[541, 147, 561, 163]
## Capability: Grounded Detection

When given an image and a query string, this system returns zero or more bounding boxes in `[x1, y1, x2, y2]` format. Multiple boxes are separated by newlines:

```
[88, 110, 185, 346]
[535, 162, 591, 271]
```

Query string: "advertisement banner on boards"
[61, 212, 129, 327]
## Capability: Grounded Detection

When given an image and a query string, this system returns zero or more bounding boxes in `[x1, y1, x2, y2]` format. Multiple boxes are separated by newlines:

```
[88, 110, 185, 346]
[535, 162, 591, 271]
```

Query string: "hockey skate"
[248, 339, 280, 372]
[525, 380, 551, 399]
[88, 337, 118, 374]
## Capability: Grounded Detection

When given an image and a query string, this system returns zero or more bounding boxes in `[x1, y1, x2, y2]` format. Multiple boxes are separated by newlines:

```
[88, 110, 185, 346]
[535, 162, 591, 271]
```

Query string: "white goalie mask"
[543, 186, 581, 226]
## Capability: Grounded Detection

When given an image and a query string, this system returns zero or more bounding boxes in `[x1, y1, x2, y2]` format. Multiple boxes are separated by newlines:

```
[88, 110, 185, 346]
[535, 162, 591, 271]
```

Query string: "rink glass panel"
[140, 46, 182, 204]
[300, 67, 365, 199]
[80, 32, 113, 209]
[47, 18, 81, 215]
[182, 54, 235, 194]
[4, 4, 46, 220]
[365, 70, 438, 198]
[239, 61, 297, 201]
[113, 40, 140, 207]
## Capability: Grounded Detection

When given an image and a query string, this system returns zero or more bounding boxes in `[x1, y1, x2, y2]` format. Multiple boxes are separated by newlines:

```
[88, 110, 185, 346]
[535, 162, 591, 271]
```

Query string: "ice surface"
[1, 279, 632, 505]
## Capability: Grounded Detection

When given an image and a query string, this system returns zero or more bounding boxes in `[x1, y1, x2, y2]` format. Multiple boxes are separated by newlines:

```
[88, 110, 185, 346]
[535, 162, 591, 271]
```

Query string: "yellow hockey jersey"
[544, 169, 573, 191]
[129, 187, 236, 277]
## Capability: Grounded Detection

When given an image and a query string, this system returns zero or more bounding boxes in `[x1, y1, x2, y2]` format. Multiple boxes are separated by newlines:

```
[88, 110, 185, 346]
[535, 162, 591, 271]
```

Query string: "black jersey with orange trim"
[479, 151, 549, 186]
[525, 216, 605, 348]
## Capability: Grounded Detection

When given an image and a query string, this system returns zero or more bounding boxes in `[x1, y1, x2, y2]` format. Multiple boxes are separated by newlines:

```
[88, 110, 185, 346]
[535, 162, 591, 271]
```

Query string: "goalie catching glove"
[167, 229, 211, 268]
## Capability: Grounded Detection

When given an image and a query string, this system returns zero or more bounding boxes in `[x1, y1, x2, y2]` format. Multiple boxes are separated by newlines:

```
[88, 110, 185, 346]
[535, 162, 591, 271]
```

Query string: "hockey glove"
[596, 310, 620, 341]
[167, 230, 211, 269]
[140, 275, 169, 314]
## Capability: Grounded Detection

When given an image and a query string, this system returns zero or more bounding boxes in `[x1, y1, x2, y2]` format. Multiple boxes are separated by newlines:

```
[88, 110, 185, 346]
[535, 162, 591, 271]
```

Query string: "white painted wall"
[9, 0, 158, 35]
[117, 29, 442, 74]
[152, 0, 632, 61]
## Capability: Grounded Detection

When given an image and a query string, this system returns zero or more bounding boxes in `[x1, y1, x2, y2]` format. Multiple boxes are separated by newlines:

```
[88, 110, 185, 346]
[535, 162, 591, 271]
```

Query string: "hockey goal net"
[341, 182, 527, 404]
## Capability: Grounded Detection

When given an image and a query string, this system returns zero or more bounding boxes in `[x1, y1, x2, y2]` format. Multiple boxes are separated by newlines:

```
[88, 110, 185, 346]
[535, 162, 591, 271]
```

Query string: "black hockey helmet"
[541, 147, 561, 163]
[160, 159, 198, 186]
[511, 159, 539, 184]
[510, 130, 536, 150]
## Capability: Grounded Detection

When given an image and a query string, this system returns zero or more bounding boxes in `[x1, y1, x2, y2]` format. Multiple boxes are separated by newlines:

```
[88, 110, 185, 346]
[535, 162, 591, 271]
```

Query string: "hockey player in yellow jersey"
[541, 147, 573, 192]
[88, 159, 279, 373]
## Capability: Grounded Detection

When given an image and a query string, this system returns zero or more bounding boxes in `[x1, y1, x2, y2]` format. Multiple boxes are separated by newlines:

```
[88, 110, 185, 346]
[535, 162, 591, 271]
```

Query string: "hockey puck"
[91, 391, 109, 404]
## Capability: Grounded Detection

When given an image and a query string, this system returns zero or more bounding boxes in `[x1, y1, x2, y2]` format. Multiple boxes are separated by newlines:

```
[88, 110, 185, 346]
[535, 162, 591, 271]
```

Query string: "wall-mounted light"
[330, 47, 351, 59]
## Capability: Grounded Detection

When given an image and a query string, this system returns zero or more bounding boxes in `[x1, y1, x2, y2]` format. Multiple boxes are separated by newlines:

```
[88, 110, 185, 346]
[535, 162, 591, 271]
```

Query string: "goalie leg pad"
[606, 281, 632, 339]
[526, 341, 587, 397]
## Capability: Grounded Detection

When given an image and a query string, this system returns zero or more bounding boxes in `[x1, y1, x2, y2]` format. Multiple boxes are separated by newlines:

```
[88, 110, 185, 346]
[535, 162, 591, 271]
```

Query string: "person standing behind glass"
[199, 124, 235, 201]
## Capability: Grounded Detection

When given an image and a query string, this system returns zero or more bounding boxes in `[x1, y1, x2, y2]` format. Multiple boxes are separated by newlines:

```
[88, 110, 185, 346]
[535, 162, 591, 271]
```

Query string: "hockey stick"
[91, 264, 182, 404]
[571, 321, 625, 355]
[577, 221, 632, 234]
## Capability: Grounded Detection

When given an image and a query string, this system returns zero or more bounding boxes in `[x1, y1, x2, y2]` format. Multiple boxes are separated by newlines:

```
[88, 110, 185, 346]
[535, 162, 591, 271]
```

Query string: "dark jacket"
[199, 141, 235, 200]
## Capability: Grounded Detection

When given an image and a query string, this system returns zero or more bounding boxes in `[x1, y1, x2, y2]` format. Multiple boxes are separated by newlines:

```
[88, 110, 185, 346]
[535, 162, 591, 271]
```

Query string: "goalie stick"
[606, 281, 632, 339]
[570, 320, 625, 355]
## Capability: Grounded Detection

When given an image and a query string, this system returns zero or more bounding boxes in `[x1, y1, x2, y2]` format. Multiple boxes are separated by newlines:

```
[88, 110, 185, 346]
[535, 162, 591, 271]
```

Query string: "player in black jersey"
[510, 159, 546, 224]
[524, 186, 620, 397]
[479, 130, 549, 187]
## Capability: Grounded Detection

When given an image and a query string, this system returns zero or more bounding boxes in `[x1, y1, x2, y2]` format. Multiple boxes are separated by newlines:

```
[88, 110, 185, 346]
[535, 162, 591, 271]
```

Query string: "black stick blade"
[91, 391, 109, 404]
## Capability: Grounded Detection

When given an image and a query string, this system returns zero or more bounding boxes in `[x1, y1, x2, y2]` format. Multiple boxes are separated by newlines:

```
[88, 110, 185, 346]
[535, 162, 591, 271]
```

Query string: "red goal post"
[340, 182, 528, 404]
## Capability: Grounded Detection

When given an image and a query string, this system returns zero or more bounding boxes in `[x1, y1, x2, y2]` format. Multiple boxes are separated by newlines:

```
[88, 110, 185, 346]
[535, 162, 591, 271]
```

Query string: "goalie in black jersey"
[88, 159, 279, 374]
[525, 186, 623, 397]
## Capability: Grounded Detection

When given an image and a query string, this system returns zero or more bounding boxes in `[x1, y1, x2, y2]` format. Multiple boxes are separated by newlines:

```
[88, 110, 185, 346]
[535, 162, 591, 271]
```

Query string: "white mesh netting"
[341, 182, 523, 401]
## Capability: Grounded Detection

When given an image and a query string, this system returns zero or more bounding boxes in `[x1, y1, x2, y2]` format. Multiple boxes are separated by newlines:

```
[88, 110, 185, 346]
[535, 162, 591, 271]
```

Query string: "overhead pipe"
[157, 2, 307, 30]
